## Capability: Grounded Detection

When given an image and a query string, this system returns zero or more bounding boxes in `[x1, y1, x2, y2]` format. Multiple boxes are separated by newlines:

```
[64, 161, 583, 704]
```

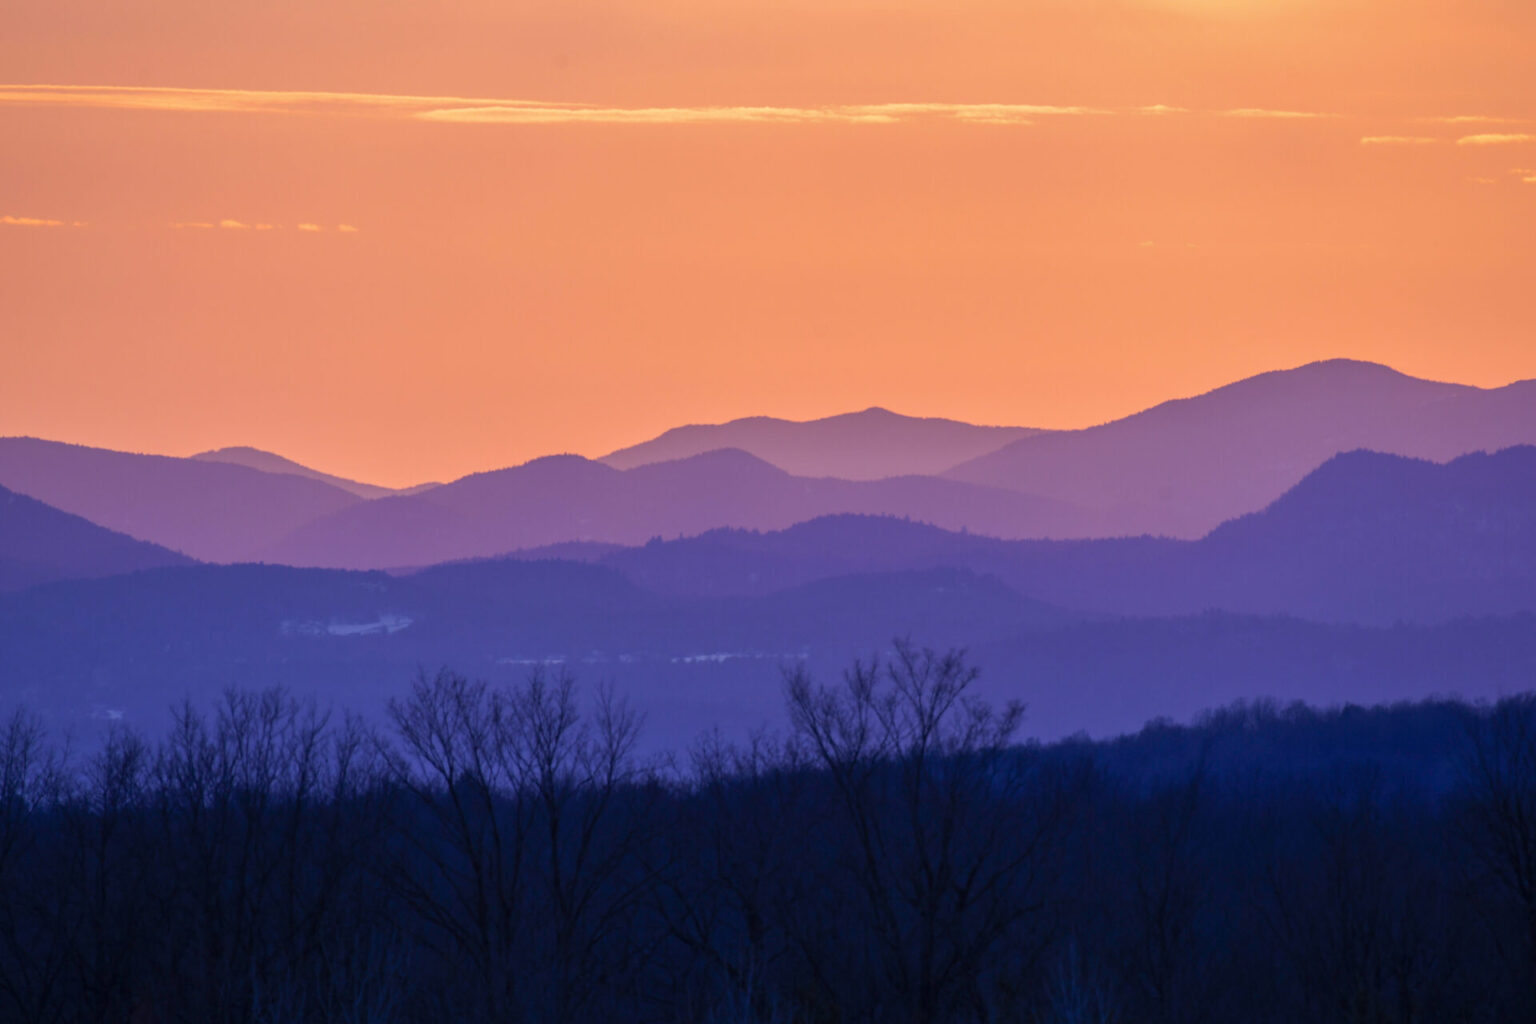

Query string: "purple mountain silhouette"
[944, 359, 1536, 537]
[589, 446, 1536, 625]
[262, 448, 1086, 569]
[600, 407, 1042, 479]
[0, 438, 364, 562]
[191, 446, 437, 499]
[0, 483, 194, 591]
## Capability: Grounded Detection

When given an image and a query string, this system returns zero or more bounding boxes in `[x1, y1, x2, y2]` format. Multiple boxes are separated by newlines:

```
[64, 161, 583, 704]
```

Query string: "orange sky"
[2, 0, 1534, 487]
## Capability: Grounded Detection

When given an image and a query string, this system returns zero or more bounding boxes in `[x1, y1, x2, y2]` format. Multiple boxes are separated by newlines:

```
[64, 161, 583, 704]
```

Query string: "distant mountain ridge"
[585, 446, 1536, 625]
[944, 359, 1536, 537]
[191, 446, 436, 499]
[600, 407, 1042, 479]
[0, 437, 363, 562]
[263, 447, 1087, 569]
[7, 359, 1534, 566]
[0, 484, 194, 591]
[5, 543, 1534, 747]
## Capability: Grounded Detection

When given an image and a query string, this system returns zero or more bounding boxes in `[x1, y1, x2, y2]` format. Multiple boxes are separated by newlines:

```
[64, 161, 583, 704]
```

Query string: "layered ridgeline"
[0, 484, 193, 591]
[597, 447, 1536, 625]
[260, 449, 1082, 569]
[0, 438, 367, 562]
[945, 358, 1536, 537]
[2, 360, 1533, 566]
[5, 447, 1535, 745]
[599, 407, 1042, 479]
[191, 446, 437, 499]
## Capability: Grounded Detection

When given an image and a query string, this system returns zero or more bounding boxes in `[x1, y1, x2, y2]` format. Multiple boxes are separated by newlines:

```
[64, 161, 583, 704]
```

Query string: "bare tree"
[1120, 747, 1217, 1024]
[384, 669, 531, 1022]
[0, 709, 70, 1023]
[660, 730, 809, 1024]
[1458, 694, 1536, 1015]
[385, 667, 663, 1023]
[785, 640, 1066, 1024]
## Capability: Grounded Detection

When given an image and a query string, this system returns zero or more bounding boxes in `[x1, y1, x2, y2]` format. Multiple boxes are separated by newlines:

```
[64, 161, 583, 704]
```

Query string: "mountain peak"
[191, 445, 404, 499]
[600, 408, 1038, 479]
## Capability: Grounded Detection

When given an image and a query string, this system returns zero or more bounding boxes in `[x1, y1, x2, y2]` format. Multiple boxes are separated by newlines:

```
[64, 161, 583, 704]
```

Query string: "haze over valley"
[4, 358, 1534, 749]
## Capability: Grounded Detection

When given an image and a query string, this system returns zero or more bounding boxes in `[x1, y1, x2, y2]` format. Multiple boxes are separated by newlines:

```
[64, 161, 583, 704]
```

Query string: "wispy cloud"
[0, 83, 536, 118]
[1, 213, 80, 227]
[1221, 108, 1335, 119]
[172, 219, 351, 232]
[1421, 114, 1526, 125]
[416, 105, 893, 126]
[415, 101, 1104, 126]
[1360, 135, 1440, 145]
[1456, 133, 1536, 146]
[0, 85, 1107, 127]
[2, 84, 1351, 130]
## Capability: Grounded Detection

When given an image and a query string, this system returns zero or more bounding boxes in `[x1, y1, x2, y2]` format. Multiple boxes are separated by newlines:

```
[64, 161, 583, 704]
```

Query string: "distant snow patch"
[282, 614, 414, 638]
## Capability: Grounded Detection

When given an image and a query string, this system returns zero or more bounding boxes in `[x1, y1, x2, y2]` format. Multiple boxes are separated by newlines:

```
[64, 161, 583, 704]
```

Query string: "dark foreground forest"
[2, 644, 1534, 1024]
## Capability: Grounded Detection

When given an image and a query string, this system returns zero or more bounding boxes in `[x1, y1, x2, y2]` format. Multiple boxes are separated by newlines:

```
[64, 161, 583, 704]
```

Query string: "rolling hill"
[944, 359, 1536, 538]
[3, 555, 1531, 751]
[600, 407, 1042, 478]
[0, 437, 365, 562]
[262, 448, 1087, 569]
[0, 484, 194, 591]
[191, 445, 436, 499]
[590, 446, 1536, 625]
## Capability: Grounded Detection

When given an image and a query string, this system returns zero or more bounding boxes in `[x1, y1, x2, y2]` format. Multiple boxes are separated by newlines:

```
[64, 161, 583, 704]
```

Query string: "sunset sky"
[3, 0, 1534, 486]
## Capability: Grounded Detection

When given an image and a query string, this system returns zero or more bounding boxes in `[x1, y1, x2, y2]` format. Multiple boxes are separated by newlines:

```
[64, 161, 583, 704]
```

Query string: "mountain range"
[261, 448, 1084, 569]
[3, 360, 1533, 566]
[191, 445, 435, 499]
[3, 442, 1535, 748]
[0, 438, 363, 561]
[599, 407, 1042, 479]
[945, 358, 1536, 537]
[0, 484, 192, 591]
[2, 357, 1534, 747]
[589, 446, 1536, 625]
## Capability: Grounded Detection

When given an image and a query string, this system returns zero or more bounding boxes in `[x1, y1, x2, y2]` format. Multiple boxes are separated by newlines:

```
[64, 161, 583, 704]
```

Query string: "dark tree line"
[1, 643, 1534, 1023]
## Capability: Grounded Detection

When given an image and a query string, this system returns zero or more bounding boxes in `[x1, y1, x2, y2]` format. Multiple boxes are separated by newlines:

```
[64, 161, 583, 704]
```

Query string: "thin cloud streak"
[1421, 114, 1526, 125]
[0, 83, 561, 117]
[1, 214, 78, 227]
[413, 101, 1103, 126]
[2, 84, 1337, 128]
[416, 105, 898, 125]
[1222, 108, 1335, 119]
[1456, 133, 1536, 146]
[1360, 136, 1440, 145]
[170, 220, 350, 232]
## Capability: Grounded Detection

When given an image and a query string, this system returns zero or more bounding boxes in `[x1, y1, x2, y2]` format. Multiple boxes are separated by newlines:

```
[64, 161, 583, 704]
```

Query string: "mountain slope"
[0, 484, 195, 591]
[601, 407, 1042, 479]
[944, 359, 1531, 537]
[191, 445, 436, 499]
[0, 437, 364, 562]
[592, 446, 1536, 625]
[264, 448, 1087, 569]
[3, 555, 1532, 748]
